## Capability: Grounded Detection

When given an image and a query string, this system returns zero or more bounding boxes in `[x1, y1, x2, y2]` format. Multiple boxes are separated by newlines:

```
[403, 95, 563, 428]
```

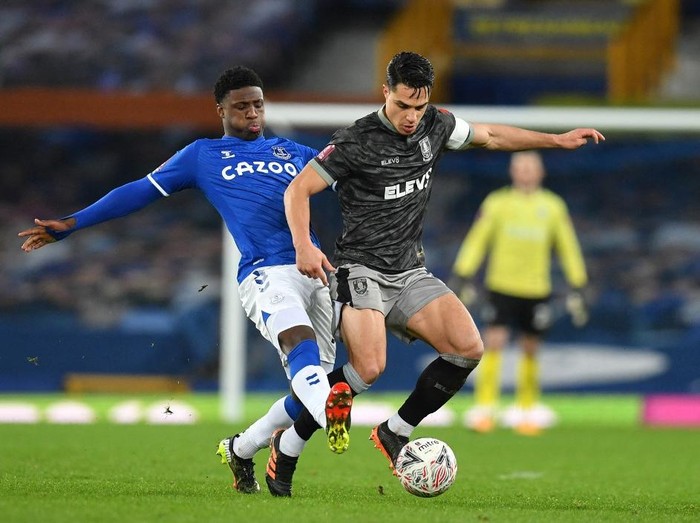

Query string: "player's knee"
[471, 337, 485, 360]
[451, 332, 484, 361]
[352, 360, 384, 385]
[278, 325, 316, 353]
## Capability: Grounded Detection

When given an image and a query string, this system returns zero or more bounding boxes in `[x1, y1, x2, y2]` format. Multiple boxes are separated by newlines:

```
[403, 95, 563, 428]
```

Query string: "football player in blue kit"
[17, 66, 352, 497]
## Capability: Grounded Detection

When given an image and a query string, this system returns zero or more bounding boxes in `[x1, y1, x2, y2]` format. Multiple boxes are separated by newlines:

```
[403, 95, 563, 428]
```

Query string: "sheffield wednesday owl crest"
[352, 278, 368, 296]
[419, 137, 433, 161]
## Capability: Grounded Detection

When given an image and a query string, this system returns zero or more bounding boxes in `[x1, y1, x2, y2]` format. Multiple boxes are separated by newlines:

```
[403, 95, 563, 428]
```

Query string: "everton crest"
[419, 137, 433, 162]
[272, 146, 291, 160]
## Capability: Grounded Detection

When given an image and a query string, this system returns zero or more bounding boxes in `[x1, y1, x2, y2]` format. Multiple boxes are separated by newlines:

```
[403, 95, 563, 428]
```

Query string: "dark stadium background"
[1, 0, 699, 395]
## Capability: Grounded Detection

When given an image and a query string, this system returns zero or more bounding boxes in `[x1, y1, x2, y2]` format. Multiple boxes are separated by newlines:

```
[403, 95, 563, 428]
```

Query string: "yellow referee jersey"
[452, 186, 587, 298]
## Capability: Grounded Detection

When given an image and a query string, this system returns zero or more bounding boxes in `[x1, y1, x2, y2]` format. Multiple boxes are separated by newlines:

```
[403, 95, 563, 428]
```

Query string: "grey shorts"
[329, 264, 451, 343]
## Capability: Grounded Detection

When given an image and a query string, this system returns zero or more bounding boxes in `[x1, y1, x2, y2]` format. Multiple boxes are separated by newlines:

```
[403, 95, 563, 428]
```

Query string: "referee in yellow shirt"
[450, 151, 588, 435]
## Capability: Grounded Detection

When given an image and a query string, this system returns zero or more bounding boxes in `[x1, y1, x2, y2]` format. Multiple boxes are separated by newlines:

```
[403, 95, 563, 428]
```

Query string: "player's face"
[383, 83, 430, 136]
[217, 86, 265, 140]
[510, 153, 545, 192]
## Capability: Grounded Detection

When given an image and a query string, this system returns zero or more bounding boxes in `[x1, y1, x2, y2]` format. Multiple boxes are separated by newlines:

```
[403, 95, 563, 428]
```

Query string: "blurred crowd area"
[0, 0, 318, 91]
[2, 128, 700, 357]
[1, 0, 699, 385]
[3, 0, 697, 104]
[1, 128, 225, 370]
[0, 0, 401, 93]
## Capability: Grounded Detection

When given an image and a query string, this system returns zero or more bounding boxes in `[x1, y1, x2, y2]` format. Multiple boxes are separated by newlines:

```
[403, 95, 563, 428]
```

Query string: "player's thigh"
[330, 265, 390, 381]
[339, 305, 387, 380]
[406, 292, 482, 358]
[308, 284, 337, 367]
[239, 265, 314, 352]
[387, 269, 480, 355]
[385, 267, 449, 343]
[272, 270, 337, 366]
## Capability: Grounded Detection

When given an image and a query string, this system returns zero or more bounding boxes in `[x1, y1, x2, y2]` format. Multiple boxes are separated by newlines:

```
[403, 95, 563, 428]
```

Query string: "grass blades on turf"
[0, 393, 698, 523]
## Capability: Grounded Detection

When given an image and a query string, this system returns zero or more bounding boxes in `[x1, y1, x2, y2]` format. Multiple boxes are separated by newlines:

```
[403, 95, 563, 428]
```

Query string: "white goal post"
[219, 103, 700, 422]
[266, 103, 700, 133]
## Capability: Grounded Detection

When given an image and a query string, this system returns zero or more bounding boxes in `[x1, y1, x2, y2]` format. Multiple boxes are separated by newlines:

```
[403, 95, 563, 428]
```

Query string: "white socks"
[388, 414, 415, 439]
[290, 364, 331, 429]
[233, 396, 293, 459]
[279, 425, 307, 458]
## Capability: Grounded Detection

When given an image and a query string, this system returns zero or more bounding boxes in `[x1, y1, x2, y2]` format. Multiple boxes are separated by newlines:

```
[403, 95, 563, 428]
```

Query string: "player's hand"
[565, 289, 589, 327]
[448, 274, 478, 307]
[555, 128, 605, 149]
[295, 243, 336, 286]
[17, 218, 73, 252]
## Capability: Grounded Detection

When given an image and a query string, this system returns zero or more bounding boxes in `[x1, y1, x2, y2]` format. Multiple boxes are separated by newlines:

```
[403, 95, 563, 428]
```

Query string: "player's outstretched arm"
[18, 177, 163, 253]
[469, 123, 605, 151]
[284, 163, 335, 285]
[18, 218, 76, 252]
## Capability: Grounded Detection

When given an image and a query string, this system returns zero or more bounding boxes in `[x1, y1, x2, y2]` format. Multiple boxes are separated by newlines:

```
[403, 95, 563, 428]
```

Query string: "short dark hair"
[214, 66, 264, 104]
[386, 51, 434, 94]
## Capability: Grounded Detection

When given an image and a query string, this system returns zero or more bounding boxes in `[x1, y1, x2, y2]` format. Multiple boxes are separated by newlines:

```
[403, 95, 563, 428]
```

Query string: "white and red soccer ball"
[394, 437, 457, 497]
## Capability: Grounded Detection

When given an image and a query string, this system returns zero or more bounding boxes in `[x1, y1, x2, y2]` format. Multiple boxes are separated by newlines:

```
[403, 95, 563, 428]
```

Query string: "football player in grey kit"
[284, 51, 604, 479]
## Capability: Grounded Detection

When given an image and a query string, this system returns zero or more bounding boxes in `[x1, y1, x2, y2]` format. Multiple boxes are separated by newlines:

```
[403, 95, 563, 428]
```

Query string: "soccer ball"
[394, 437, 457, 497]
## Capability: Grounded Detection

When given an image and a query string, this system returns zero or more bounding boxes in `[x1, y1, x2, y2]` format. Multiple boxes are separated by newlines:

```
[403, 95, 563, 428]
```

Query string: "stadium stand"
[0, 0, 318, 91]
[1, 0, 699, 393]
[2, 127, 699, 393]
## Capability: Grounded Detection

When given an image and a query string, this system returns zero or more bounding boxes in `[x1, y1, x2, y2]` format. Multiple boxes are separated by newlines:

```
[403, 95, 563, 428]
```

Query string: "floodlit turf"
[0, 393, 698, 522]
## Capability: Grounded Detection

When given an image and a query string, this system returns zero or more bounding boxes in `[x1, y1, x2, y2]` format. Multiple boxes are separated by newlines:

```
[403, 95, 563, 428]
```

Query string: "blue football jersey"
[148, 135, 319, 283]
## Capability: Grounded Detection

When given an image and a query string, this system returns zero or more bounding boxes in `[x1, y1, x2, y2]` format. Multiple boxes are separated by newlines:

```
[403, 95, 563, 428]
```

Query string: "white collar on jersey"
[377, 105, 400, 134]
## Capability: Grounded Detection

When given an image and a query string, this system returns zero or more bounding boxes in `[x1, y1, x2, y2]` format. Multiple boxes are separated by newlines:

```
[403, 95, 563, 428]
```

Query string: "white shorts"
[239, 264, 336, 378]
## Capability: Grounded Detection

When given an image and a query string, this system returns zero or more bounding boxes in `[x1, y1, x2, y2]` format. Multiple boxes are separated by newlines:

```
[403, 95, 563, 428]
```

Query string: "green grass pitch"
[0, 392, 698, 522]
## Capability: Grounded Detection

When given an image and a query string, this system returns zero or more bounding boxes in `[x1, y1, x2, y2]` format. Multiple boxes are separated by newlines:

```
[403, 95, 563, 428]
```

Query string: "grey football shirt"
[310, 105, 472, 272]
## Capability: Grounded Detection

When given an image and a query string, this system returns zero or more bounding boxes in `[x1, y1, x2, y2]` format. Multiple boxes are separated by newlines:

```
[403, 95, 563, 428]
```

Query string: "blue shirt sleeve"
[147, 142, 200, 195]
[50, 177, 164, 240]
[299, 144, 319, 165]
